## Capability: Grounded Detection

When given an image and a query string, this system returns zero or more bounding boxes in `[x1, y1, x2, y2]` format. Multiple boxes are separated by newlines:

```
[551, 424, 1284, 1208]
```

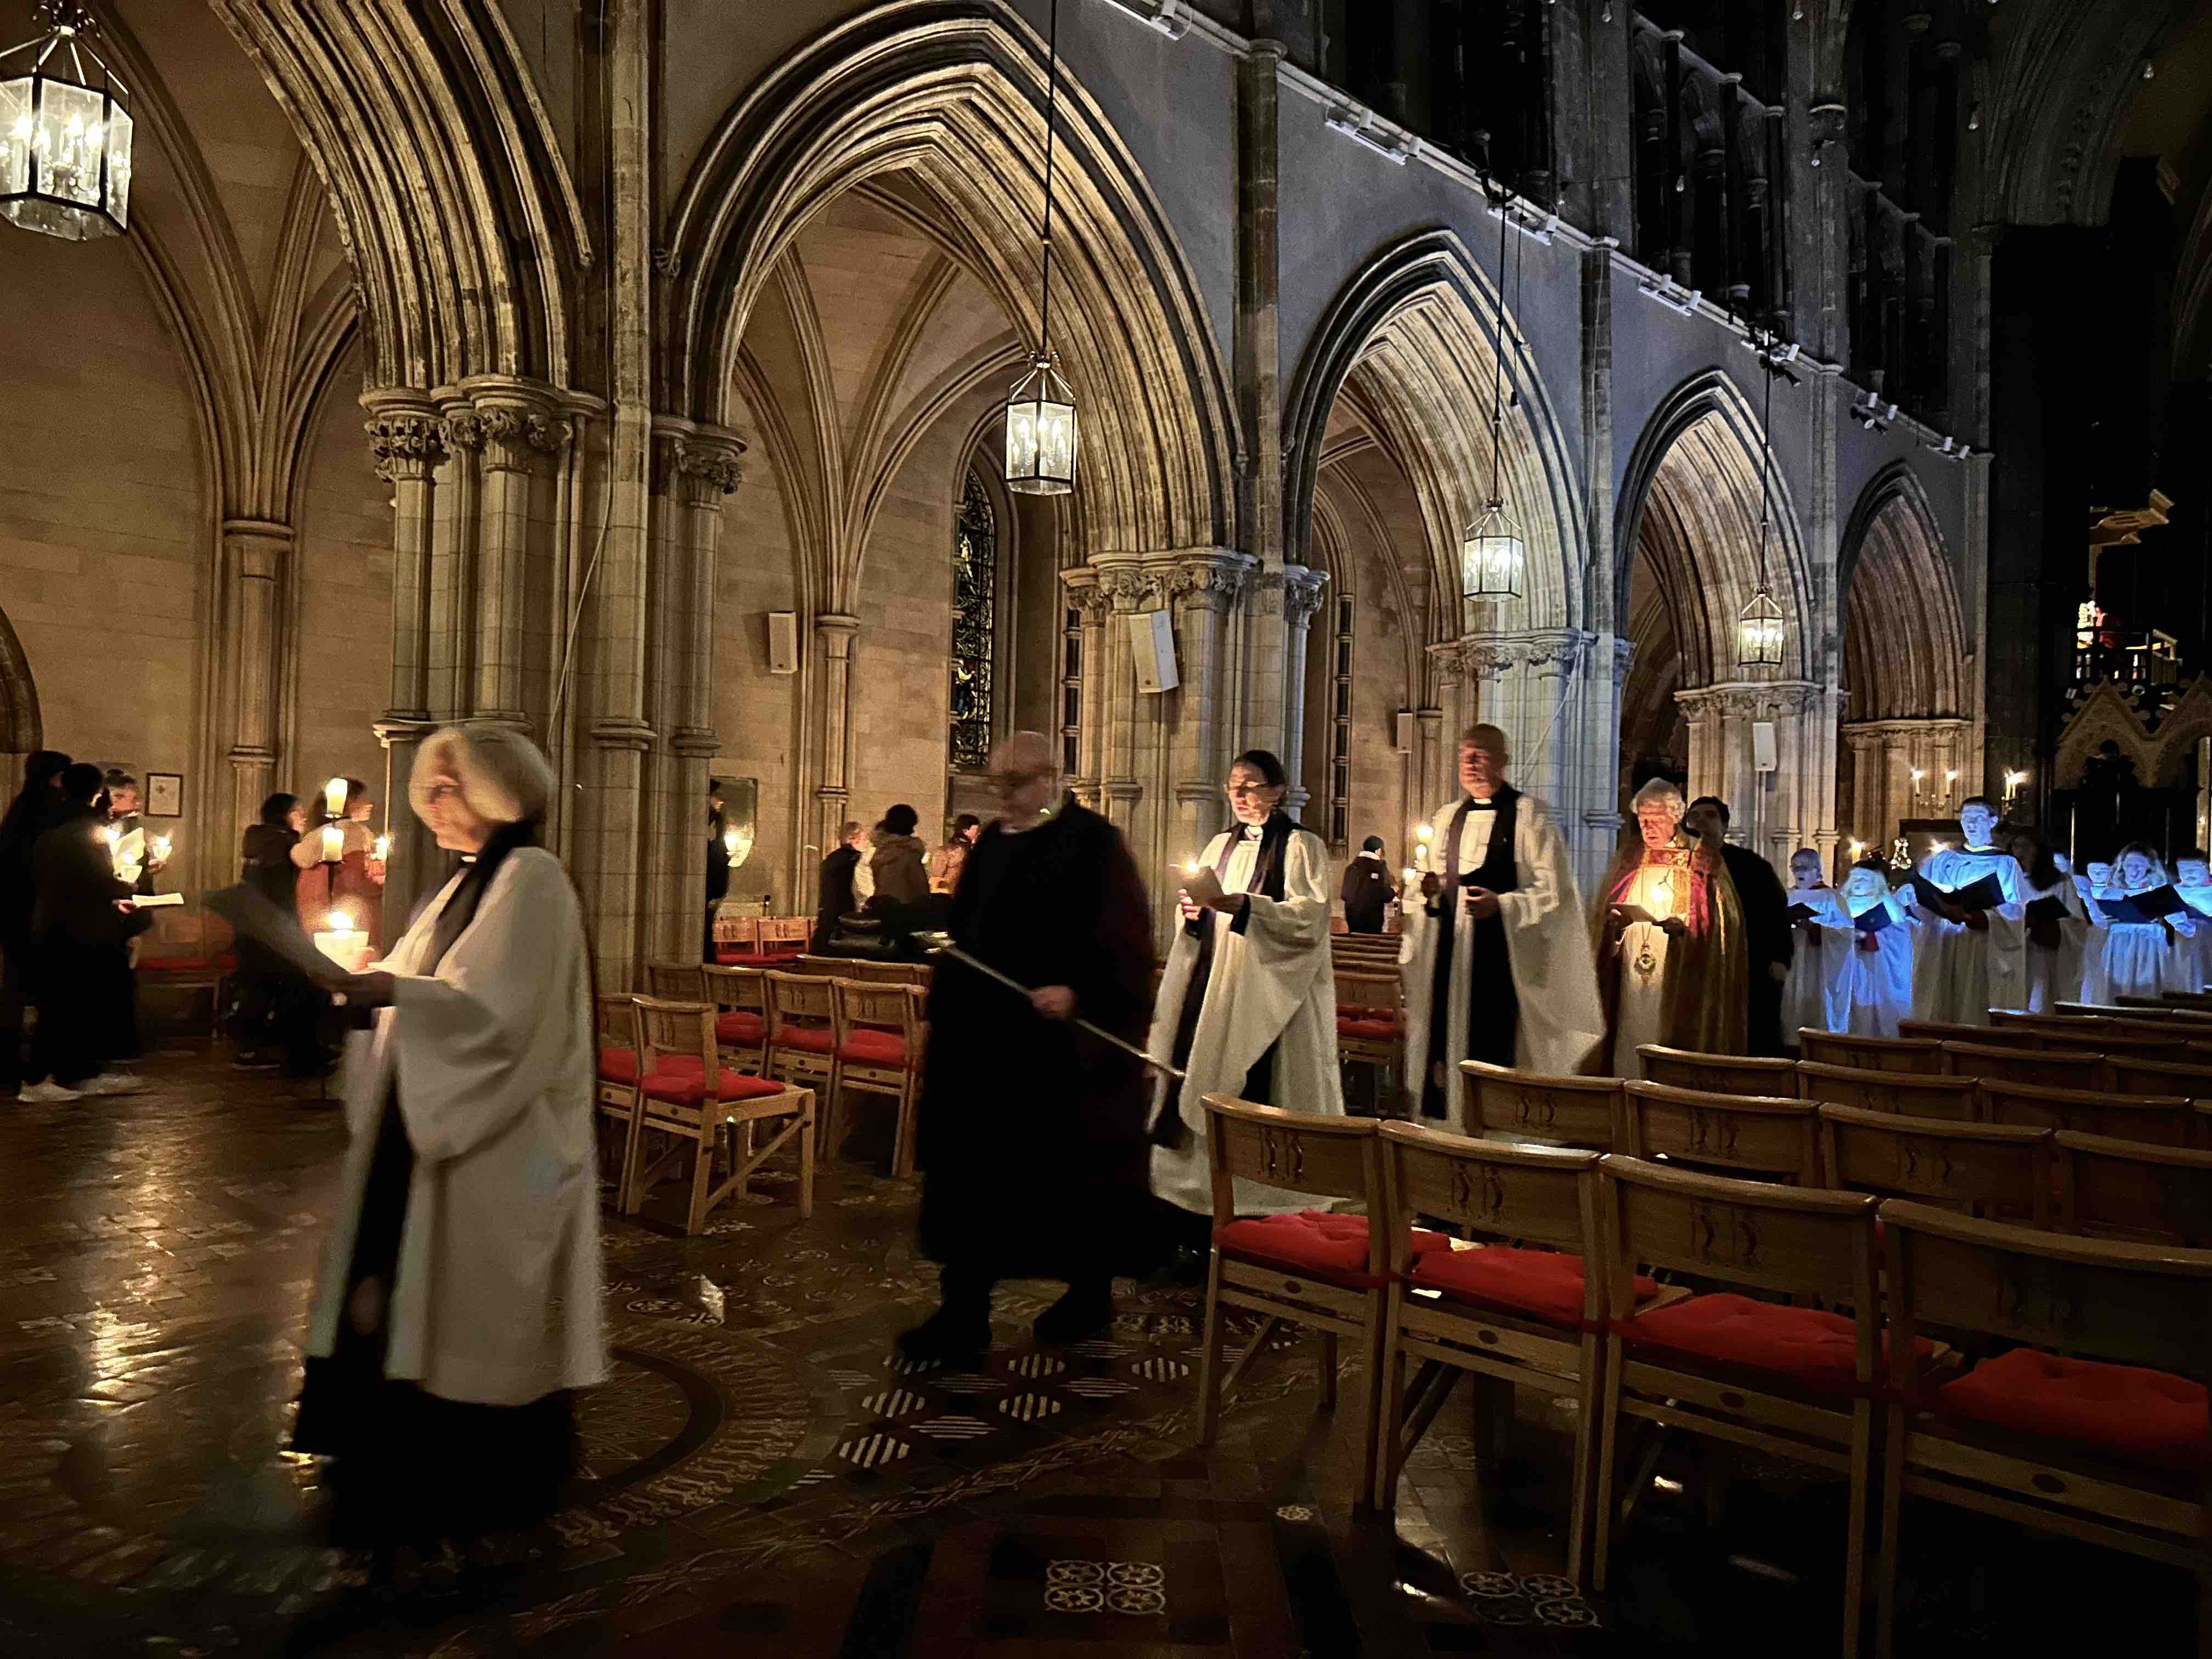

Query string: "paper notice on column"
[202, 884, 351, 988]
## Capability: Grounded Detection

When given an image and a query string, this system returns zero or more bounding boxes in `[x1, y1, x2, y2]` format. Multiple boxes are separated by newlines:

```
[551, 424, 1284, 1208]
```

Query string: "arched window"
[949, 467, 997, 774]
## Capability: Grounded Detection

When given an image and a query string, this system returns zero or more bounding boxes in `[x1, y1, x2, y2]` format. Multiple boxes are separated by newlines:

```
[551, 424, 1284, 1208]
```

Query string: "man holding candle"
[1400, 724, 1604, 1120]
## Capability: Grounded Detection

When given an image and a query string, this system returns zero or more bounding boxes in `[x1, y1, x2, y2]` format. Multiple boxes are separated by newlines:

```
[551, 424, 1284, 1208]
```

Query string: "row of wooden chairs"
[1656, 1033, 2212, 1109]
[785, 955, 933, 986]
[592, 993, 815, 1233]
[710, 913, 811, 964]
[1195, 1096, 2212, 1658]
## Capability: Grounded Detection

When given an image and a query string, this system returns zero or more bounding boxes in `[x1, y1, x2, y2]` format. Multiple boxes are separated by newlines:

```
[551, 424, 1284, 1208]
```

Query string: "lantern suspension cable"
[1461, 180, 1527, 603]
[1736, 332, 1788, 672]
[1003, 0, 1078, 496]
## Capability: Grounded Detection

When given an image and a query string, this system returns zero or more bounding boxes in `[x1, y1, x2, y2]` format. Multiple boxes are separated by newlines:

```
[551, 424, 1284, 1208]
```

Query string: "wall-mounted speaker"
[1394, 710, 1413, 753]
[766, 612, 799, 675]
[1131, 609, 1179, 694]
[1752, 720, 1778, 774]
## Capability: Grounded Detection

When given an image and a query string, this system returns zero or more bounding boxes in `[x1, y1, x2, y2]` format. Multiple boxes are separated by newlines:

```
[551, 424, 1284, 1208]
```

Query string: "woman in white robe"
[2092, 843, 2199, 999]
[1148, 749, 1342, 1222]
[293, 722, 603, 1559]
[2010, 831, 2092, 1014]
[1779, 849, 1854, 1045]
[2078, 860, 2114, 1003]
[1836, 863, 1916, 1037]
[2175, 851, 2212, 993]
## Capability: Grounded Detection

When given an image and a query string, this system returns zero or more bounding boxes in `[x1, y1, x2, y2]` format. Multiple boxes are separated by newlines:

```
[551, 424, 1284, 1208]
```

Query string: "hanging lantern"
[1003, 356, 1077, 495]
[1459, 497, 1525, 601]
[1737, 584, 1786, 670]
[0, 4, 133, 243]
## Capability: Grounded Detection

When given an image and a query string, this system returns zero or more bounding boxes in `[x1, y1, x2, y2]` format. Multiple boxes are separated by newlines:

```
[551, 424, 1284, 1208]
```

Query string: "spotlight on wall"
[1851, 393, 1898, 432]
[1922, 435, 1980, 461]
[1099, 0, 1190, 37]
[1967, 102, 1982, 132]
[2143, 59, 2157, 81]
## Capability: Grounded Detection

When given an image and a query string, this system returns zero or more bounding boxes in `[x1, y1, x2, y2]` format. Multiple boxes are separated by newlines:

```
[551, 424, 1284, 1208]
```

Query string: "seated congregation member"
[2090, 843, 2198, 1000]
[2011, 829, 2093, 1013]
[1400, 723, 1602, 1122]
[1148, 749, 1342, 1239]
[2175, 849, 2212, 992]
[1779, 847, 1853, 1044]
[21, 764, 143, 1101]
[1836, 860, 1916, 1037]
[292, 723, 602, 1564]
[902, 734, 1154, 1359]
[1685, 797, 1793, 1055]
[1594, 779, 1747, 1076]
[1339, 836, 1398, 935]
[1906, 796, 2026, 1025]
[292, 777, 386, 950]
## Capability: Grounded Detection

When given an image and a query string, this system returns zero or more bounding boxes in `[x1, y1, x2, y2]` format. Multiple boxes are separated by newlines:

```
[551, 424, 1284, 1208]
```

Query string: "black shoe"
[1145, 1244, 1210, 1289]
[896, 1307, 991, 1363]
[1033, 1288, 1114, 1346]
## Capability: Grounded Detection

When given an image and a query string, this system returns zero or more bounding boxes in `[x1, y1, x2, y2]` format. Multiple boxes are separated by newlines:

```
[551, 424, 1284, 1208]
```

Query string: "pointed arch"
[0, 605, 41, 764]
[663, 1, 1239, 560]
[1838, 462, 1965, 721]
[1282, 228, 1590, 635]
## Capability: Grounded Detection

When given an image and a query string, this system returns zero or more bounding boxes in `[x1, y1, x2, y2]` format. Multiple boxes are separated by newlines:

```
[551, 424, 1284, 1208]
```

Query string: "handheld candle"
[323, 776, 347, 818]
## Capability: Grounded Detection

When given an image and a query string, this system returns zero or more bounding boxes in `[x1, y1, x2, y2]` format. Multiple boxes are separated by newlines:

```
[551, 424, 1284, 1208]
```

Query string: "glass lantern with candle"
[0, 5, 134, 244]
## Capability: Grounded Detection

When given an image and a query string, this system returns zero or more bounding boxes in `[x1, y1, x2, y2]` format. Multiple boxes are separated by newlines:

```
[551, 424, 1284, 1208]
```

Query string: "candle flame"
[326, 910, 353, 932]
[1182, 859, 1202, 876]
[1401, 867, 1417, 884]
[373, 833, 391, 861]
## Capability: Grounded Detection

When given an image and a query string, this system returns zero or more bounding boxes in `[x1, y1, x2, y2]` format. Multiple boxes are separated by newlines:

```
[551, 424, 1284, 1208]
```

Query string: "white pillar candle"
[320, 823, 345, 862]
[323, 776, 347, 817]
[314, 910, 368, 970]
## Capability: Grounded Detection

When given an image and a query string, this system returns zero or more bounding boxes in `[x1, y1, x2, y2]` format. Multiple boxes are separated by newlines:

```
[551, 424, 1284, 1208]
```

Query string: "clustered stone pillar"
[813, 613, 860, 859]
[1676, 679, 1831, 866]
[1059, 568, 1109, 809]
[1278, 566, 1328, 819]
[218, 517, 292, 889]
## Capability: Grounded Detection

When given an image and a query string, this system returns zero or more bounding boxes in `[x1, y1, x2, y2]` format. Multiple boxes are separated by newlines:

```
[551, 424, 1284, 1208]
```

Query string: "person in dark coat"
[703, 782, 731, 962]
[0, 749, 71, 1092]
[1339, 835, 1398, 934]
[233, 793, 325, 1075]
[902, 732, 1155, 1359]
[1685, 797, 1794, 1056]
[22, 763, 142, 1100]
[811, 820, 865, 952]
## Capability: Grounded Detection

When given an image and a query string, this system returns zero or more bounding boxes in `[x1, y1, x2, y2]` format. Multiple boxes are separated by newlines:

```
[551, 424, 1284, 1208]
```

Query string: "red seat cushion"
[598, 1046, 640, 1084]
[714, 949, 750, 965]
[1214, 1210, 1452, 1288]
[1615, 1293, 1929, 1395]
[716, 1010, 766, 1045]
[839, 1028, 910, 1067]
[640, 1064, 789, 1108]
[144, 956, 217, 973]
[1338, 1016, 1403, 1041]
[1409, 1246, 1658, 1327]
[1935, 1347, 2209, 1470]
[755, 949, 806, 966]
[775, 1025, 837, 1054]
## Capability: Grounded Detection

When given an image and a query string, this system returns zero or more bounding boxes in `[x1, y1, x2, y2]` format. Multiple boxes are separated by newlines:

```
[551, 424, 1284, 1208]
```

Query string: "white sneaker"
[18, 1081, 82, 1103]
[74, 1074, 143, 1097]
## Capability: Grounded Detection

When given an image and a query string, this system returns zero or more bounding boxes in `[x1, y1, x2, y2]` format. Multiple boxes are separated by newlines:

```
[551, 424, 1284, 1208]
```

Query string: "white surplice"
[1779, 884, 1854, 1042]
[2179, 882, 2212, 992]
[304, 847, 606, 1406]
[1837, 869, 1916, 1037]
[1149, 822, 1344, 1217]
[2091, 882, 2200, 998]
[1908, 846, 2027, 1025]
[2021, 872, 2092, 1014]
[1398, 793, 1605, 1123]
[1605, 857, 1689, 1078]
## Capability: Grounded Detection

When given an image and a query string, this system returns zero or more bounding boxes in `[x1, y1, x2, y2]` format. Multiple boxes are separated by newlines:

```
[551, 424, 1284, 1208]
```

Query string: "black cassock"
[915, 796, 1154, 1283]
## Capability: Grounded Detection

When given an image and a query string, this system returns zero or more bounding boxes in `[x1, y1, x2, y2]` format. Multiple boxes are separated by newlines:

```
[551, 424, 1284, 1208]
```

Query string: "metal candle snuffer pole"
[911, 931, 1183, 1080]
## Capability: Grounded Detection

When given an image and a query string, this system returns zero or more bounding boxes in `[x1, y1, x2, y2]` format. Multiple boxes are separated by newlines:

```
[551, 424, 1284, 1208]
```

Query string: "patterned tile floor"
[0, 1045, 2194, 1655]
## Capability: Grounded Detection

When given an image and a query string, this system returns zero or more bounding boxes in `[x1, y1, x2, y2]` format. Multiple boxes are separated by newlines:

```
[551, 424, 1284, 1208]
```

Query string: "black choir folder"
[2096, 884, 2190, 926]
[1905, 870, 2007, 914]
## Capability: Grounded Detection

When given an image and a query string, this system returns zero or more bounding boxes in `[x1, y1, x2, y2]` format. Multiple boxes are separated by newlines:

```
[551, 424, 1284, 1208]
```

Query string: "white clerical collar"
[1241, 822, 1265, 840]
[1467, 797, 1496, 811]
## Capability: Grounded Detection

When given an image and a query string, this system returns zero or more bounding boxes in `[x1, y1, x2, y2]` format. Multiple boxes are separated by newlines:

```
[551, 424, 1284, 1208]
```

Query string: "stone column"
[1279, 565, 1328, 817]
[1235, 38, 1288, 760]
[1093, 558, 1157, 837]
[1164, 550, 1255, 896]
[219, 518, 290, 884]
[465, 380, 564, 728]
[1844, 725, 1882, 850]
[1059, 568, 1108, 808]
[364, 391, 445, 938]
[1414, 705, 1444, 824]
[813, 613, 860, 858]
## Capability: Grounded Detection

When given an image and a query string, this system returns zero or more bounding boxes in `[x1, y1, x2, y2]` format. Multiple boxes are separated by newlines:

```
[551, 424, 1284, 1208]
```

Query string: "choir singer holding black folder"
[1905, 797, 2027, 1025]
[2090, 844, 2199, 1000]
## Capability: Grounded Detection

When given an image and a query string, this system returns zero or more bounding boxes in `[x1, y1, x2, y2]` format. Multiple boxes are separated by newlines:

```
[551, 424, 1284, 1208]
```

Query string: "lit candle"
[1182, 857, 1203, 877]
[151, 834, 172, 864]
[1401, 866, 1417, 885]
[314, 908, 368, 971]
[373, 832, 391, 862]
[320, 823, 344, 863]
[724, 827, 741, 858]
[323, 776, 347, 818]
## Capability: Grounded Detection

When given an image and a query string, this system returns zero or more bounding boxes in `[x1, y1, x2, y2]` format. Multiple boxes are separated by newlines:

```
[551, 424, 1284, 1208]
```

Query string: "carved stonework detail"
[1167, 557, 1251, 612]
[651, 245, 681, 279]
[1615, 637, 1637, 686]
[441, 410, 484, 454]
[1432, 630, 1595, 681]
[478, 407, 563, 473]
[1098, 567, 1164, 610]
[1060, 573, 1112, 623]
[366, 413, 445, 482]
[1677, 679, 1822, 720]
[1282, 567, 1329, 625]
[655, 433, 747, 505]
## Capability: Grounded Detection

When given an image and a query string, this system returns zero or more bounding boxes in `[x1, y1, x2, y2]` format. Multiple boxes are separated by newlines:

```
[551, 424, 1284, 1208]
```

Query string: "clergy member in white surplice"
[2175, 851, 2212, 992]
[1779, 848, 1854, 1044]
[1399, 723, 1604, 1124]
[1148, 749, 1344, 1222]
[1906, 796, 2027, 1025]
[1837, 861, 1916, 1037]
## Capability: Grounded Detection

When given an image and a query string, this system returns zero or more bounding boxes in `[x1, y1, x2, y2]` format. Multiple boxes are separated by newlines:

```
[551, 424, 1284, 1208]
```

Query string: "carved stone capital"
[440, 409, 485, 455]
[1615, 637, 1638, 685]
[1060, 569, 1112, 622]
[1677, 678, 1822, 720]
[1282, 565, 1330, 626]
[364, 411, 446, 483]
[1098, 566, 1164, 611]
[477, 406, 566, 474]
[1165, 551, 1254, 613]
[655, 431, 748, 505]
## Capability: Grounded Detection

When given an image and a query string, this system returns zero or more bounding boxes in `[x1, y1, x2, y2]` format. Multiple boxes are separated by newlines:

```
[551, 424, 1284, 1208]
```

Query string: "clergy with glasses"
[1398, 723, 1603, 1123]
[1147, 749, 1342, 1235]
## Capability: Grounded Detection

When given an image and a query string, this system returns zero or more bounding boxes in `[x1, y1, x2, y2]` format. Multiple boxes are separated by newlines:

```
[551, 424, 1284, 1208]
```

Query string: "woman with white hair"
[291, 721, 603, 1570]
[1592, 777, 1748, 1074]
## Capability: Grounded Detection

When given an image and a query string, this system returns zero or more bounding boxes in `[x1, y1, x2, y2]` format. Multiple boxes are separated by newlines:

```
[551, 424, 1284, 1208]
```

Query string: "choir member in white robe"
[2078, 860, 2114, 1003]
[2175, 851, 2212, 992]
[1836, 862, 1916, 1036]
[2092, 844, 2200, 998]
[2009, 831, 2093, 1014]
[1907, 797, 2027, 1025]
[1399, 724, 1604, 1127]
[1779, 849, 1854, 1043]
[1148, 749, 1344, 1222]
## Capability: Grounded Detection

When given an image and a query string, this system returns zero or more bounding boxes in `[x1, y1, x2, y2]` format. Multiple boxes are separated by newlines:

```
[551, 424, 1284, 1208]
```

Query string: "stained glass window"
[949, 468, 997, 773]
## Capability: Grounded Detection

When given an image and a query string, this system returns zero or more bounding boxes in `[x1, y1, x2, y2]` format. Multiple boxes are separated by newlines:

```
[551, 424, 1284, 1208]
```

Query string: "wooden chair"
[832, 979, 928, 1177]
[593, 992, 647, 1207]
[1618, 1080, 1822, 1185]
[1899, 1018, 2001, 1045]
[2110, 1055, 2212, 1103]
[1335, 967, 1404, 1070]
[1635, 1044, 1798, 1096]
[1796, 1059, 1982, 1122]
[1593, 1156, 1889, 1657]
[763, 969, 841, 1142]
[622, 996, 814, 1235]
[1939, 1040, 2111, 1091]
[1873, 1201, 2212, 1659]
[2055, 1130, 2212, 1246]
[702, 963, 768, 1070]
[761, 917, 812, 961]
[1460, 1059, 1621, 1151]
[644, 958, 707, 1002]
[712, 913, 760, 961]
[1814, 1103, 2054, 1226]
[1372, 1126, 1676, 1578]
[1195, 1099, 1394, 1502]
[1977, 1079, 2194, 1148]
[1797, 1031, 1946, 1074]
